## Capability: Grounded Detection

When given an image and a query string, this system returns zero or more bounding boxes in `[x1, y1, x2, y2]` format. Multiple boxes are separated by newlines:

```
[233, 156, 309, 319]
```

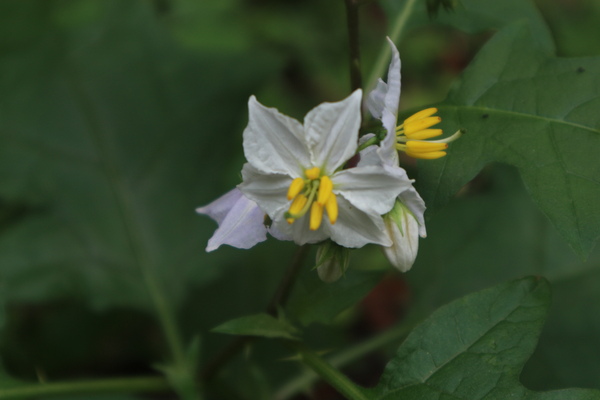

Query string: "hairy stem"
[200, 246, 310, 381]
[0, 376, 170, 399]
[344, 0, 363, 91]
[366, 0, 419, 91]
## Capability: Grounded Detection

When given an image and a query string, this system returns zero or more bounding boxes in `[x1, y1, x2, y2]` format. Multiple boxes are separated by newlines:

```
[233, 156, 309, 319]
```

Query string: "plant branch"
[0, 376, 170, 399]
[287, 342, 370, 400]
[200, 245, 310, 381]
[344, 0, 363, 91]
[275, 319, 417, 399]
[366, 0, 419, 91]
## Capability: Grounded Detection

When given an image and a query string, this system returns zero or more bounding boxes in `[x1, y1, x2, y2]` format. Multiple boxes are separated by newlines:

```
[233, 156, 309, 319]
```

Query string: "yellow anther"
[317, 176, 333, 205]
[310, 202, 324, 231]
[305, 167, 321, 180]
[288, 194, 308, 216]
[406, 150, 447, 160]
[404, 129, 443, 140]
[406, 141, 448, 153]
[403, 107, 438, 124]
[404, 117, 441, 135]
[287, 177, 305, 200]
[325, 194, 338, 224]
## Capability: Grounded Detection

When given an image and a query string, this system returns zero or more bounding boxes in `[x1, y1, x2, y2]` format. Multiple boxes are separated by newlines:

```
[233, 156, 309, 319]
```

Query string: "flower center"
[395, 107, 461, 160]
[285, 167, 338, 231]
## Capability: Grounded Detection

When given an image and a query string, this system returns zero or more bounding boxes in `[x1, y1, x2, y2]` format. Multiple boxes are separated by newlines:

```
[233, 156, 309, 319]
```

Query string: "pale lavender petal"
[270, 208, 329, 245]
[243, 96, 310, 176]
[332, 164, 413, 215]
[304, 90, 362, 173]
[196, 188, 268, 251]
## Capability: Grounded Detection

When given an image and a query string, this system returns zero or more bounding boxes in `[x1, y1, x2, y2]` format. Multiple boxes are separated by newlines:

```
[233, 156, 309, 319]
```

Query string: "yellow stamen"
[287, 177, 305, 200]
[305, 167, 321, 180]
[310, 202, 324, 231]
[406, 141, 448, 153]
[317, 176, 333, 205]
[403, 107, 438, 124]
[404, 128, 443, 140]
[288, 194, 308, 216]
[325, 194, 338, 224]
[406, 150, 447, 160]
[404, 117, 441, 135]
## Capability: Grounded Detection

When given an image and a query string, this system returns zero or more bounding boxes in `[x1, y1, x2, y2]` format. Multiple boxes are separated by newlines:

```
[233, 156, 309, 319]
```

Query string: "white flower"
[238, 90, 412, 248]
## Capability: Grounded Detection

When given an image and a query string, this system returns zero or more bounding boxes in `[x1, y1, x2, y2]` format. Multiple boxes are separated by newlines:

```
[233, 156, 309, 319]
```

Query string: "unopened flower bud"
[315, 241, 350, 283]
[383, 200, 420, 272]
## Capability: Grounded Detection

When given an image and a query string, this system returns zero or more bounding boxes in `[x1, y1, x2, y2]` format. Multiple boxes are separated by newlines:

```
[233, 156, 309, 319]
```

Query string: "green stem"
[366, 0, 419, 91]
[0, 376, 170, 399]
[356, 136, 379, 152]
[275, 319, 418, 400]
[288, 343, 370, 400]
[344, 0, 363, 91]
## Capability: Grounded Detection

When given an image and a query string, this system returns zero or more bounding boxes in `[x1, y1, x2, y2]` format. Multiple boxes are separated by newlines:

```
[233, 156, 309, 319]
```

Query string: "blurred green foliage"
[0, 0, 599, 399]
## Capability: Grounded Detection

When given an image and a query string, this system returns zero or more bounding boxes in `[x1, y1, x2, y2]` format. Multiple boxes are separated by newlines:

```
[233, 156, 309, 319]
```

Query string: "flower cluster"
[197, 38, 460, 275]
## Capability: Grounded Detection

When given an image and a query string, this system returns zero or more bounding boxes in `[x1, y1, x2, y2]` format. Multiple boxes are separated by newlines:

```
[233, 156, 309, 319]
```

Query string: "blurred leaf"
[0, 0, 280, 310]
[212, 313, 300, 341]
[287, 267, 383, 326]
[381, 0, 554, 51]
[417, 22, 600, 257]
[371, 277, 600, 399]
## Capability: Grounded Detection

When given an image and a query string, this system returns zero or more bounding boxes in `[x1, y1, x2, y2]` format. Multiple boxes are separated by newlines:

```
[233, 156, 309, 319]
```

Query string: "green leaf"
[212, 313, 300, 341]
[408, 165, 600, 389]
[371, 277, 600, 399]
[418, 22, 600, 257]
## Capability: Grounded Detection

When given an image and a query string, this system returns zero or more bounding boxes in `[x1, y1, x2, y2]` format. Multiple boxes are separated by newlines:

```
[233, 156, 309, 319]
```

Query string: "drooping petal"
[398, 187, 427, 237]
[366, 37, 402, 166]
[196, 188, 268, 251]
[328, 196, 392, 248]
[243, 96, 310, 176]
[332, 164, 412, 215]
[382, 209, 419, 272]
[304, 90, 362, 173]
[238, 163, 291, 218]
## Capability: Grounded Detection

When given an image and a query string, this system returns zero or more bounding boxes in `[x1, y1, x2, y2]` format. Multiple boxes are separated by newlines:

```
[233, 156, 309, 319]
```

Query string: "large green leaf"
[370, 277, 600, 399]
[0, 1, 279, 309]
[417, 23, 600, 257]
[407, 165, 600, 389]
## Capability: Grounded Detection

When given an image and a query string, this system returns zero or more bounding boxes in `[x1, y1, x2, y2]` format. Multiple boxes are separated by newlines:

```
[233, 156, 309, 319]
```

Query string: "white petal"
[367, 37, 401, 122]
[398, 187, 427, 237]
[238, 163, 291, 218]
[196, 188, 268, 251]
[366, 38, 402, 166]
[382, 211, 419, 272]
[329, 196, 392, 248]
[243, 96, 310, 176]
[304, 90, 362, 173]
[332, 164, 413, 215]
